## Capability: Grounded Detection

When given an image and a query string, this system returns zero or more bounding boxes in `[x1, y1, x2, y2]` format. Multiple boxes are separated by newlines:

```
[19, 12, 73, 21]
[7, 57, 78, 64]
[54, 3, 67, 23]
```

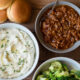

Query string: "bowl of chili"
[35, 1, 80, 53]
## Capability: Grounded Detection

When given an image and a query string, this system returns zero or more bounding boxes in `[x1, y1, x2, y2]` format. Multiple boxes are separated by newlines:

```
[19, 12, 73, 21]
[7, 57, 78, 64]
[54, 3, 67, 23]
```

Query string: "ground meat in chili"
[41, 5, 80, 49]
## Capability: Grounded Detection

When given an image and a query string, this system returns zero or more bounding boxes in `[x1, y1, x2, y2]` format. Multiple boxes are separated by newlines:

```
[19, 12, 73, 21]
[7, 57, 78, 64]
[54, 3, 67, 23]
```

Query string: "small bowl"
[32, 57, 80, 80]
[35, 1, 80, 53]
[0, 23, 39, 80]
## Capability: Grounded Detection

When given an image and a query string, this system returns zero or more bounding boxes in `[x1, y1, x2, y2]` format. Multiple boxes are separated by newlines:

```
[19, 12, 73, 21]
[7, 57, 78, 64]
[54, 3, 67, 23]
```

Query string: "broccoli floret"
[36, 75, 49, 80]
[62, 64, 69, 71]
[49, 61, 62, 72]
[70, 70, 80, 79]
[55, 71, 69, 77]
[57, 76, 69, 80]
[68, 76, 79, 80]
[49, 72, 56, 80]
[57, 76, 78, 80]
[43, 71, 56, 80]
[43, 71, 50, 77]
[74, 71, 80, 79]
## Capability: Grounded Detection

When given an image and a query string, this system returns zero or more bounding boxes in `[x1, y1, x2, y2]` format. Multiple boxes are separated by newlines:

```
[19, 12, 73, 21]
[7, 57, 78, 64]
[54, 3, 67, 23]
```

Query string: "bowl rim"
[35, 1, 80, 53]
[0, 23, 39, 80]
[32, 57, 80, 80]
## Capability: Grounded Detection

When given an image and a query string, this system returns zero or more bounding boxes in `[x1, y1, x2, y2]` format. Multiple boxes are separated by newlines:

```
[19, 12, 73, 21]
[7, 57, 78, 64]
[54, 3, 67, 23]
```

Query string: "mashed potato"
[0, 28, 35, 79]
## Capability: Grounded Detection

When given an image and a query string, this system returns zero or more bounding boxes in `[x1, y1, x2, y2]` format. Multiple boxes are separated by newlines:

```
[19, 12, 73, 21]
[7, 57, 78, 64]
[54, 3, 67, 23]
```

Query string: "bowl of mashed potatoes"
[0, 23, 39, 80]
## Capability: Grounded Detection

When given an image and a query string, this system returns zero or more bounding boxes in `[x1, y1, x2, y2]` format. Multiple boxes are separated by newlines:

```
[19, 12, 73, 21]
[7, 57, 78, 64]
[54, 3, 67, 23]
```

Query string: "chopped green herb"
[6, 52, 9, 55]
[24, 50, 27, 53]
[16, 50, 18, 52]
[14, 70, 20, 73]
[12, 50, 18, 53]
[14, 70, 15, 72]
[28, 45, 30, 47]
[1, 38, 5, 41]
[18, 58, 24, 65]
[1, 44, 4, 48]
[12, 51, 15, 53]
[6, 51, 8, 53]
[3, 65, 9, 67]
[31, 47, 33, 48]
[16, 70, 20, 72]
[11, 64, 13, 65]
[0, 67, 6, 71]
[6, 32, 9, 34]
[25, 43, 30, 47]
[7, 40, 9, 42]
[25, 42, 29, 46]
[16, 36, 18, 38]
[5, 43, 7, 47]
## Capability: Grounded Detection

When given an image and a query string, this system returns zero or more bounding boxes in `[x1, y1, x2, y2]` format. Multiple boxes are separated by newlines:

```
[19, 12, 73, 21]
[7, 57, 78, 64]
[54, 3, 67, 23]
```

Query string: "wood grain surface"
[22, 0, 80, 80]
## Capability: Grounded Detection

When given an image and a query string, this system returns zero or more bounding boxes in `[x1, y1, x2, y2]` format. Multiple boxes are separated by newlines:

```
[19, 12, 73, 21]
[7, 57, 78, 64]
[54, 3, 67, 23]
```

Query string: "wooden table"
[22, 0, 80, 80]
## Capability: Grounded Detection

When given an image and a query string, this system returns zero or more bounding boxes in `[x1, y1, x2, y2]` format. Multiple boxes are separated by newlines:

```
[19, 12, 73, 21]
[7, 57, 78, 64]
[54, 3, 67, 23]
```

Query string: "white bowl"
[35, 1, 80, 53]
[32, 57, 80, 80]
[0, 23, 39, 80]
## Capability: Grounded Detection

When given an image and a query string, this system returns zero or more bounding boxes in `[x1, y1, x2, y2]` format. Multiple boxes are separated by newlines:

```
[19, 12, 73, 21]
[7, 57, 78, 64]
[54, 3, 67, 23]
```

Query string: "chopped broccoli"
[43, 70, 56, 80]
[62, 64, 69, 71]
[43, 71, 50, 76]
[55, 71, 69, 77]
[71, 70, 80, 79]
[36, 61, 80, 80]
[74, 71, 80, 79]
[49, 61, 62, 72]
[57, 76, 78, 80]
[36, 75, 49, 80]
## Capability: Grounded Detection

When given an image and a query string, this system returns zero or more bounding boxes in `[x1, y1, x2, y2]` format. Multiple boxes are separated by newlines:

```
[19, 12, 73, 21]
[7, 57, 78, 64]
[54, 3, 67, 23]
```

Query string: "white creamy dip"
[0, 28, 35, 79]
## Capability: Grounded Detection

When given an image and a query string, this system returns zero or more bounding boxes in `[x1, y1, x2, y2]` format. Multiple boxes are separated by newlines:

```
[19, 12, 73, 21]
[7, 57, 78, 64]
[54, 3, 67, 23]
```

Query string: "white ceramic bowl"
[35, 1, 80, 53]
[0, 23, 39, 80]
[32, 57, 80, 80]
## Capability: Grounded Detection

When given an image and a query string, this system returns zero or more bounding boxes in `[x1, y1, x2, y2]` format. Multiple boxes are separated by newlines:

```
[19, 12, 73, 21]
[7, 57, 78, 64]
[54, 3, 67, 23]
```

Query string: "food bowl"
[32, 57, 80, 80]
[0, 23, 39, 80]
[35, 1, 80, 53]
